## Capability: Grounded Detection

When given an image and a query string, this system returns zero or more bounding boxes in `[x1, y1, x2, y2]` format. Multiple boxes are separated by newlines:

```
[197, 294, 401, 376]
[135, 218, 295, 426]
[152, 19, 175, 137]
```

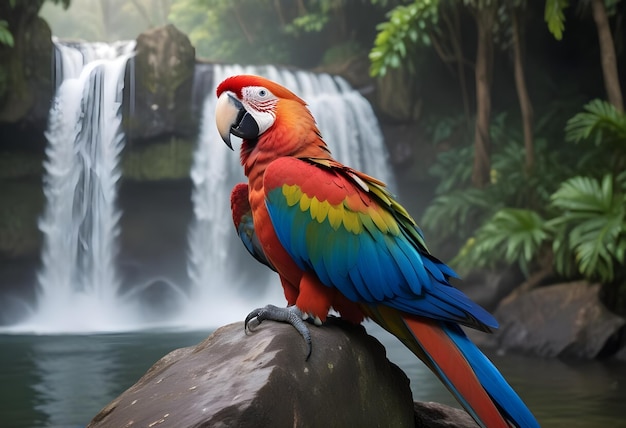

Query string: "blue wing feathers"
[388, 238, 422, 294]
[347, 265, 371, 301]
[358, 236, 386, 301]
[264, 161, 497, 331]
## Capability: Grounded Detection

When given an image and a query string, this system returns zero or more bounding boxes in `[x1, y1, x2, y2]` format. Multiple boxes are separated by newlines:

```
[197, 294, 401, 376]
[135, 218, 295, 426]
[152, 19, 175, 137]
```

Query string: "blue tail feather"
[443, 323, 540, 428]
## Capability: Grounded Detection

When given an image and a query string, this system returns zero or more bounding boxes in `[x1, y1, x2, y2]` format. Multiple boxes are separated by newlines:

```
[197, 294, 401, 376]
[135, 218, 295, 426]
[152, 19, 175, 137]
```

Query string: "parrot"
[216, 74, 539, 428]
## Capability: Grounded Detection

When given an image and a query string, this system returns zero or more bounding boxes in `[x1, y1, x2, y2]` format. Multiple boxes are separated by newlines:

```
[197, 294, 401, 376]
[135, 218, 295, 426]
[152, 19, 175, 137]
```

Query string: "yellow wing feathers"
[280, 183, 400, 236]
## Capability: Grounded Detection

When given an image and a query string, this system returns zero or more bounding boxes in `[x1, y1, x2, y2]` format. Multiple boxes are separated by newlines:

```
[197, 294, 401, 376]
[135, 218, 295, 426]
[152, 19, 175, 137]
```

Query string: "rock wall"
[0, 4, 54, 130]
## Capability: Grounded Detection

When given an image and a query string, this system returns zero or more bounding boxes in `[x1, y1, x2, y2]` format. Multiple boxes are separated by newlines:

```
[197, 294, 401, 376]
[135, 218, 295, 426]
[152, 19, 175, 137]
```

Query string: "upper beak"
[215, 92, 260, 150]
[215, 92, 241, 150]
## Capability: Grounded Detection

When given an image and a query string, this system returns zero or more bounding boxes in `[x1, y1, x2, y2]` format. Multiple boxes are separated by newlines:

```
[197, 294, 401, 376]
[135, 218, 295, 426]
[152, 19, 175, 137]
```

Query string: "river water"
[1, 324, 625, 428]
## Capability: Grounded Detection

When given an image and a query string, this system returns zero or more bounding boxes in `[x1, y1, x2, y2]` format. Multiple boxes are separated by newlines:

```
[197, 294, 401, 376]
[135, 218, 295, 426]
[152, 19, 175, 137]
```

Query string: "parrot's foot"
[244, 304, 313, 360]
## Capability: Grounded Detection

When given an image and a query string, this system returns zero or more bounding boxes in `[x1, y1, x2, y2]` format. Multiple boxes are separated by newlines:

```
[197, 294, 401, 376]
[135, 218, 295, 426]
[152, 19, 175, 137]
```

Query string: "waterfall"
[17, 40, 136, 332]
[6, 54, 394, 332]
[180, 64, 395, 327]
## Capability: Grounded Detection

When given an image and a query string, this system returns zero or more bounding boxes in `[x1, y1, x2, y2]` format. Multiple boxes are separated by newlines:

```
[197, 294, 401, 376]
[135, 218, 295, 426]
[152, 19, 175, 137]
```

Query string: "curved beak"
[215, 92, 260, 150]
[215, 92, 241, 150]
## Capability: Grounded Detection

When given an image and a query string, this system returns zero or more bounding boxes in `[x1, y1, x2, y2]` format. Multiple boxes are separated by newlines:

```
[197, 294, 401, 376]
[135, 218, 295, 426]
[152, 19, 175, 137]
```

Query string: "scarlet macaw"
[216, 74, 539, 428]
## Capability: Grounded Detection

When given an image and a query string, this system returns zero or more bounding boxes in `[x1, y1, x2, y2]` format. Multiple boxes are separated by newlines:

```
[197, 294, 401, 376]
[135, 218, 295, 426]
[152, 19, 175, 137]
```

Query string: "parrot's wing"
[263, 157, 497, 332]
[230, 183, 276, 271]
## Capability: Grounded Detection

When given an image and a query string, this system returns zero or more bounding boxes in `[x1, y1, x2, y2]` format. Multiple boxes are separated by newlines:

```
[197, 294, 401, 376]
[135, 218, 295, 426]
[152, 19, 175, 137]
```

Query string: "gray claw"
[244, 304, 313, 360]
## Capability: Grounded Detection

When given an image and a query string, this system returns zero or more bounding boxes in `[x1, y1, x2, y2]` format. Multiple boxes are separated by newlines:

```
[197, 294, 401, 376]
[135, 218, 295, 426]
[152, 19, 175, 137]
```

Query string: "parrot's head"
[215, 75, 316, 152]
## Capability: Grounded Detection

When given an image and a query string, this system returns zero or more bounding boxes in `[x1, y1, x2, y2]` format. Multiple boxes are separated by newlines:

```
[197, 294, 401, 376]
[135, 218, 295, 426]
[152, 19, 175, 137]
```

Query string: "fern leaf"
[544, 0, 568, 40]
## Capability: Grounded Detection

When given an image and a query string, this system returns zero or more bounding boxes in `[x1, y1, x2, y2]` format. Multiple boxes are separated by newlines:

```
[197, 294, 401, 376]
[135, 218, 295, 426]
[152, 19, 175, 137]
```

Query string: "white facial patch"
[241, 86, 278, 136]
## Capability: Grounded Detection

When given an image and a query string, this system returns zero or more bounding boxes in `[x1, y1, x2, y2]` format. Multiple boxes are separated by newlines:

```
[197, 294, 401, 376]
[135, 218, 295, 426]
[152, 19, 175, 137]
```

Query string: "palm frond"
[428, 144, 474, 194]
[421, 188, 499, 244]
[452, 208, 550, 275]
[565, 99, 626, 147]
[549, 174, 626, 282]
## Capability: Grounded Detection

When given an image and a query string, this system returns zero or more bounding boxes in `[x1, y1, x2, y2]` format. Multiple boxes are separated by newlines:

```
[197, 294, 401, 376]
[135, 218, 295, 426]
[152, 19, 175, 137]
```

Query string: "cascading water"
[15, 40, 137, 332]
[6, 53, 394, 332]
[180, 64, 395, 327]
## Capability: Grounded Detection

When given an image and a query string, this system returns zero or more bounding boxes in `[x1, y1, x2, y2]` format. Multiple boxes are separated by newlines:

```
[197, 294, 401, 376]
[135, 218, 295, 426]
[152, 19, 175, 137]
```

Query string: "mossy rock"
[125, 24, 197, 140]
[122, 138, 194, 181]
[0, 16, 54, 125]
[0, 180, 43, 258]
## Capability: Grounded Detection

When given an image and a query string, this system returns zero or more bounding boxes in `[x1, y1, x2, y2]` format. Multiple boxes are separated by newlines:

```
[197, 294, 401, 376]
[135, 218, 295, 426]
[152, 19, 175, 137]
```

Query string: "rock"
[126, 24, 196, 141]
[88, 320, 471, 428]
[479, 281, 626, 359]
[455, 266, 525, 312]
[375, 67, 422, 122]
[414, 402, 477, 428]
[0, 14, 54, 128]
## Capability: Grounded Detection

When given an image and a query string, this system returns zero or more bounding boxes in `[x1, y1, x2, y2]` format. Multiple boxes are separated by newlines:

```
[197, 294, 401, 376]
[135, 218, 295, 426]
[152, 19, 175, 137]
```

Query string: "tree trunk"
[471, 8, 495, 188]
[591, 0, 624, 112]
[443, 6, 471, 128]
[512, 12, 534, 173]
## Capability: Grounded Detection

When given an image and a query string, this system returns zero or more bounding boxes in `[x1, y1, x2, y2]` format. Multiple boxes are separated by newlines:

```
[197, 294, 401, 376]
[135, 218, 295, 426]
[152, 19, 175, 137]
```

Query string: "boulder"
[88, 320, 475, 428]
[375, 67, 422, 122]
[477, 281, 626, 359]
[455, 266, 525, 312]
[126, 24, 196, 141]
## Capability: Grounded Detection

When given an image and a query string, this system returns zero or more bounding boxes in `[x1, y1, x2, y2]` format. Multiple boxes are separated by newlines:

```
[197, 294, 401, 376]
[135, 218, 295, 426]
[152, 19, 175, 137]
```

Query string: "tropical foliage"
[550, 174, 626, 282]
[421, 112, 572, 248]
[565, 99, 626, 171]
[369, 0, 439, 77]
[0, 0, 70, 47]
[167, 0, 383, 66]
[448, 101, 626, 288]
[364, 1, 625, 313]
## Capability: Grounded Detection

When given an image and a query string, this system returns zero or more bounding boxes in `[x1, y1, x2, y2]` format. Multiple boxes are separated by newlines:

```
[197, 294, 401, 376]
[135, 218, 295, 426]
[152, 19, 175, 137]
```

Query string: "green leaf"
[549, 174, 626, 282]
[565, 99, 626, 147]
[451, 208, 550, 275]
[369, 1, 440, 77]
[544, 0, 568, 40]
[422, 187, 500, 249]
[0, 21, 14, 48]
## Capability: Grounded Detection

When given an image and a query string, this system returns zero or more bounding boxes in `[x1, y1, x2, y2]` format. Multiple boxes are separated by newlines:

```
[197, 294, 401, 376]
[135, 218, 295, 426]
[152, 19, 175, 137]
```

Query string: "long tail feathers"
[366, 306, 539, 428]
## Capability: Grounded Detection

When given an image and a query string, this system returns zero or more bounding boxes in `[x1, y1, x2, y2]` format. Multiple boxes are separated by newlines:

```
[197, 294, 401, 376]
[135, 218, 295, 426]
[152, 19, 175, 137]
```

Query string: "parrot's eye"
[258, 89, 267, 97]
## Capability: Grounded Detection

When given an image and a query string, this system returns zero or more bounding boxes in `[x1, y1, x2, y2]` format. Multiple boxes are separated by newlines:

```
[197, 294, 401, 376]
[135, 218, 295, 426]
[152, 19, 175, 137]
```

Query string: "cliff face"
[0, 13, 54, 141]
